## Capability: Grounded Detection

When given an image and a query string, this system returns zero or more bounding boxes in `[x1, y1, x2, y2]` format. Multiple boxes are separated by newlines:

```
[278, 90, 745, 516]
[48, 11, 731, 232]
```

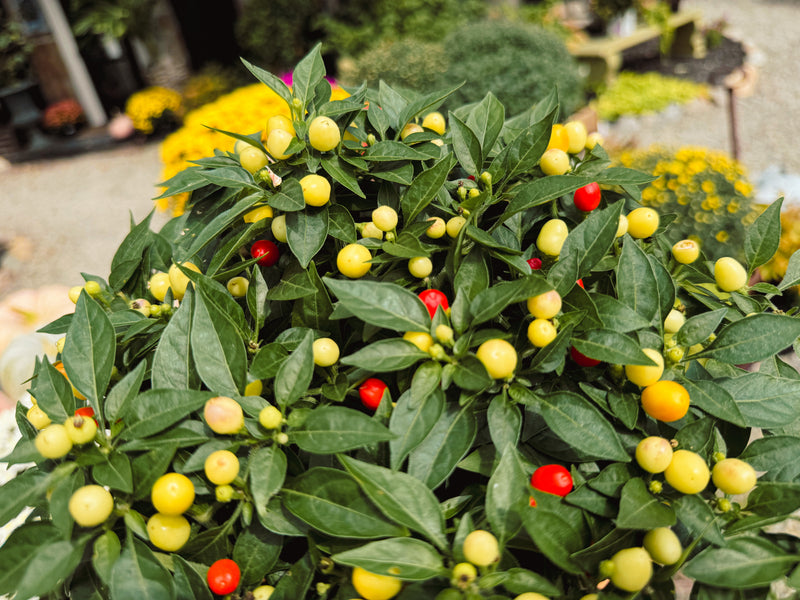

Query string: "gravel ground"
[0, 0, 799, 298]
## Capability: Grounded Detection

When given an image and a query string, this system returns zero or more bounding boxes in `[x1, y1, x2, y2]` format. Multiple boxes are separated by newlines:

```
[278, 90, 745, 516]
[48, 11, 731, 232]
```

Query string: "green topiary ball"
[437, 20, 584, 117]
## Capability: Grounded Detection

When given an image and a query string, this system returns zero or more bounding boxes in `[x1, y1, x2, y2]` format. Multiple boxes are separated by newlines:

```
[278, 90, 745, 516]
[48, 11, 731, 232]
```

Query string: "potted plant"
[41, 98, 85, 136]
[1, 45, 800, 599]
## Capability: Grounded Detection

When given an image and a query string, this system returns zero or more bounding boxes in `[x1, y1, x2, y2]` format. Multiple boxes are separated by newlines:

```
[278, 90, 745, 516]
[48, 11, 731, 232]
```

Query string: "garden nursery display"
[4, 45, 800, 600]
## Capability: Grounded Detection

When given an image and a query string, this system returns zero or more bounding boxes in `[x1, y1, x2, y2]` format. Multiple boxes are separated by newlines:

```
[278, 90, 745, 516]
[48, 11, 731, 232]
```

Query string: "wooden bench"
[568, 9, 707, 87]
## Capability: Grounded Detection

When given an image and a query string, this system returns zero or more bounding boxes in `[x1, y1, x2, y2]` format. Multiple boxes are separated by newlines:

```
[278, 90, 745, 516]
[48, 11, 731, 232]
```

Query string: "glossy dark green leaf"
[63, 292, 115, 410]
[697, 313, 800, 364]
[616, 237, 661, 323]
[340, 455, 447, 549]
[453, 355, 494, 391]
[292, 42, 324, 109]
[364, 140, 430, 161]
[130, 445, 177, 500]
[109, 212, 153, 290]
[684, 536, 796, 589]
[449, 112, 482, 175]
[491, 106, 555, 183]
[152, 289, 198, 390]
[488, 396, 521, 455]
[672, 495, 725, 546]
[744, 481, 800, 517]
[745, 197, 782, 273]
[571, 329, 657, 366]
[109, 537, 175, 600]
[324, 278, 430, 332]
[92, 452, 133, 493]
[333, 537, 446, 580]
[293, 406, 395, 453]
[677, 308, 727, 347]
[287, 204, 329, 269]
[322, 155, 365, 197]
[92, 531, 121, 587]
[270, 553, 315, 600]
[181, 194, 260, 260]
[466, 92, 505, 158]
[481, 568, 560, 597]
[540, 392, 629, 461]
[31, 359, 73, 422]
[0, 522, 84, 599]
[616, 479, 676, 529]
[172, 555, 213, 600]
[233, 526, 282, 586]
[269, 179, 305, 211]
[501, 175, 593, 223]
[593, 293, 651, 333]
[679, 377, 745, 427]
[119, 421, 209, 451]
[401, 154, 456, 223]
[595, 166, 657, 186]
[119, 389, 212, 439]
[390, 388, 444, 470]
[407, 401, 477, 489]
[521, 491, 586, 575]
[274, 329, 314, 407]
[246, 264, 269, 331]
[486, 445, 529, 544]
[740, 436, 800, 481]
[240, 57, 293, 107]
[250, 446, 287, 520]
[382, 231, 433, 259]
[469, 275, 551, 326]
[283, 467, 407, 538]
[250, 343, 289, 380]
[191, 290, 247, 396]
[327, 203, 357, 243]
[341, 338, 428, 372]
[778, 249, 800, 291]
[454, 247, 490, 302]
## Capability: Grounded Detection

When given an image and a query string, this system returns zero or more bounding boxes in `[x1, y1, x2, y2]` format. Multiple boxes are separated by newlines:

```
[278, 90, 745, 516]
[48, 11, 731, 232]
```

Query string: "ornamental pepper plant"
[3, 45, 800, 599]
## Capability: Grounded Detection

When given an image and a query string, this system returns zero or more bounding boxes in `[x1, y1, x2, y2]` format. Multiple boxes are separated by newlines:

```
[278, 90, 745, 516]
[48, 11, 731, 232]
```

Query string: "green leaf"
[382, 231, 434, 259]
[172, 555, 213, 600]
[92, 531, 121, 586]
[269, 179, 305, 211]
[616, 236, 662, 323]
[454, 247, 490, 302]
[198, 166, 257, 191]
[324, 278, 431, 332]
[109, 537, 175, 600]
[390, 388, 444, 470]
[452, 355, 494, 391]
[679, 378, 745, 427]
[247, 265, 269, 331]
[449, 112, 482, 175]
[328, 204, 357, 243]
[180, 194, 261, 260]
[740, 436, 800, 481]
[92, 451, 133, 493]
[292, 42, 325, 109]
[63, 292, 115, 412]
[31, 359, 73, 422]
[779, 249, 800, 291]
[407, 401, 477, 489]
[271, 553, 315, 600]
[718, 372, 800, 428]
[251, 446, 287, 520]
[745, 197, 782, 273]
[233, 526, 282, 587]
[240, 57, 293, 107]
[119, 389, 213, 439]
[401, 154, 457, 223]
[744, 481, 800, 517]
[364, 140, 431, 161]
[339, 455, 448, 549]
[697, 313, 800, 364]
[130, 446, 177, 500]
[0, 467, 53, 528]
[282, 467, 407, 538]
[341, 338, 429, 372]
[540, 392, 630, 461]
[250, 343, 289, 380]
[191, 290, 247, 396]
[152, 289, 198, 390]
[571, 329, 658, 366]
[274, 329, 314, 407]
[109, 212, 153, 290]
[0, 523, 84, 599]
[332, 538, 446, 580]
[287, 204, 329, 268]
[466, 92, 505, 159]
[486, 445, 529, 544]
[684, 536, 796, 589]
[492, 106, 556, 183]
[293, 406, 395, 453]
[677, 308, 727, 347]
[470, 275, 551, 326]
[321, 155, 365, 197]
[501, 175, 593, 223]
[521, 491, 586, 575]
[595, 166, 657, 186]
[487, 396, 521, 455]
[593, 293, 651, 333]
[616, 479, 676, 529]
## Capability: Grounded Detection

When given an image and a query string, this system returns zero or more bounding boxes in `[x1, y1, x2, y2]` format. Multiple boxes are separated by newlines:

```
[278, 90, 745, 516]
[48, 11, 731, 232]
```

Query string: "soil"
[621, 35, 748, 85]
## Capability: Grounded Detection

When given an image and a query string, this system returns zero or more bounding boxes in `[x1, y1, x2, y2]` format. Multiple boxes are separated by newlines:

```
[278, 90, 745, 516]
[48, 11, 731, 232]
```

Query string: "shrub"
[318, 0, 486, 59]
[617, 145, 759, 261]
[181, 64, 243, 112]
[596, 71, 709, 121]
[436, 20, 584, 117]
[339, 37, 448, 93]
[2, 45, 800, 600]
[124, 86, 183, 135]
[234, 0, 322, 72]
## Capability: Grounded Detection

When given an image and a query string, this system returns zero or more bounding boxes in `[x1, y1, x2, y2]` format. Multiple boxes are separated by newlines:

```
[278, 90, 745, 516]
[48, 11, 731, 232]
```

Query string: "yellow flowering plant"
[596, 72, 709, 121]
[618, 145, 760, 260]
[124, 86, 184, 136]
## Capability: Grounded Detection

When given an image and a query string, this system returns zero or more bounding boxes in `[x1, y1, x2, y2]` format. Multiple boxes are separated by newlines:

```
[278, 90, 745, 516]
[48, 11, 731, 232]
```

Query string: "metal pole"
[37, 0, 107, 127]
[727, 86, 740, 161]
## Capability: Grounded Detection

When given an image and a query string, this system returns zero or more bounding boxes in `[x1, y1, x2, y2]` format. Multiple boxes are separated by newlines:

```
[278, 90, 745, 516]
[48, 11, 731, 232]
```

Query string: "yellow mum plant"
[124, 86, 184, 135]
